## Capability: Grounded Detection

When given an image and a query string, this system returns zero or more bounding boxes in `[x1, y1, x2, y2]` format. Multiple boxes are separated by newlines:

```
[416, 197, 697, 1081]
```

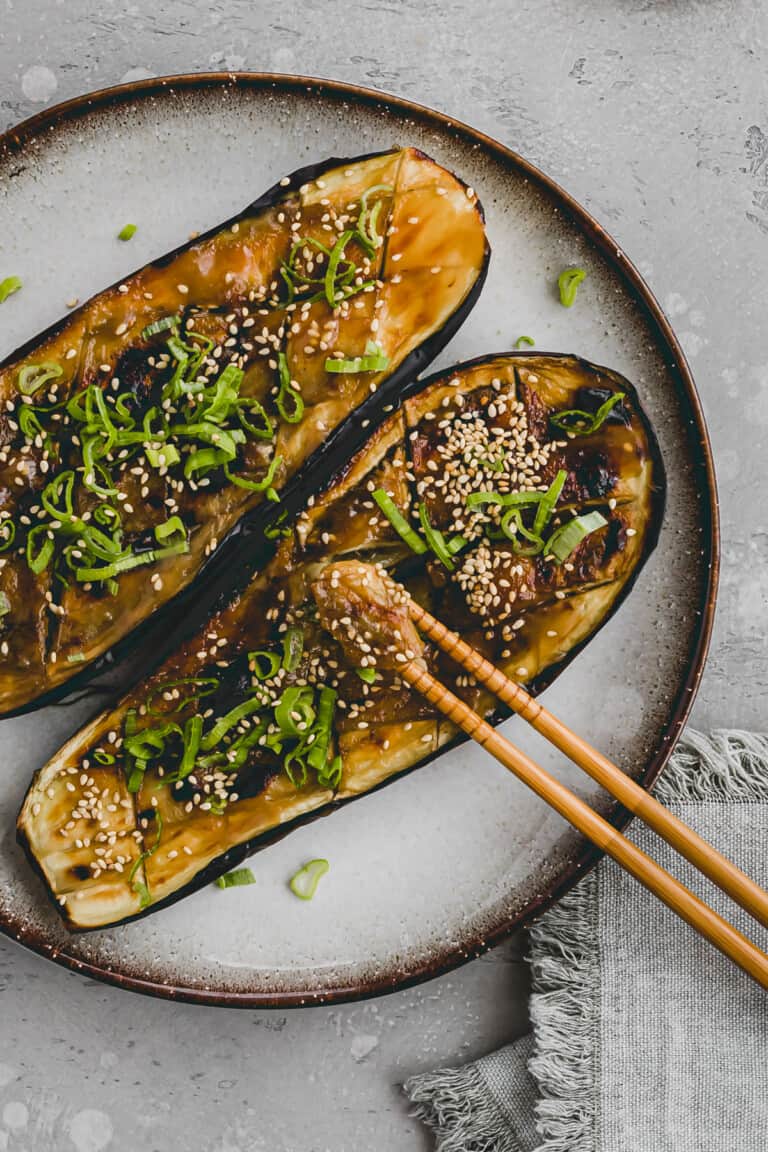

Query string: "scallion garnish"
[0, 591, 9, 618]
[356, 667, 377, 684]
[446, 534, 468, 556]
[514, 335, 535, 349]
[282, 627, 304, 672]
[141, 315, 180, 340]
[545, 510, 607, 563]
[498, 508, 545, 556]
[249, 650, 282, 681]
[263, 510, 291, 540]
[274, 685, 316, 738]
[289, 858, 329, 901]
[117, 224, 137, 241]
[0, 520, 16, 553]
[533, 470, 567, 537]
[129, 809, 163, 910]
[276, 352, 304, 424]
[356, 183, 393, 251]
[418, 503, 456, 570]
[557, 267, 587, 308]
[550, 392, 625, 436]
[325, 229, 356, 307]
[466, 489, 541, 511]
[306, 687, 337, 779]
[74, 538, 189, 582]
[372, 489, 427, 555]
[18, 362, 63, 396]
[66, 652, 86, 663]
[216, 868, 256, 889]
[0, 276, 22, 304]
[325, 340, 389, 374]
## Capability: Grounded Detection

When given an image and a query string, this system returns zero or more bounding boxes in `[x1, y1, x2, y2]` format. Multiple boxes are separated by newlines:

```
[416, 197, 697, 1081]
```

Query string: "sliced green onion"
[533, 469, 567, 537]
[357, 183, 393, 250]
[545, 510, 607, 563]
[141, 315, 180, 340]
[0, 591, 10, 618]
[306, 687, 337, 776]
[263, 510, 291, 540]
[0, 276, 22, 304]
[145, 444, 180, 469]
[289, 858, 329, 901]
[274, 686, 316, 738]
[356, 667, 377, 684]
[238, 398, 274, 440]
[276, 353, 304, 424]
[74, 539, 189, 582]
[224, 453, 282, 493]
[199, 697, 264, 752]
[499, 508, 545, 556]
[18, 362, 63, 396]
[325, 229, 355, 307]
[66, 652, 86, 663]
[282, 627, 304, 672]
[118, 224, 137, 241]
[514, 335, 535, 349]
[325, 340, 389, 374]
[372, 489, 427, 554]
[418, 503, 456, 570]
[550, 392, 625, 436]
[154, 516, 187, 548]
[201, 364, 244, 424]
[216, 868, 256, 889]
[557, 267, 587, 308]
[27, 526, 54, 574]
[249, 650, 281, 681]
[0, 520, 16, 553]
[466, 489, 542, 511]
[446, 534, 468, 556]
[93, 748, 116, 765]
[146, 676, 219, 714]
[123, 721, 182, 760]
[177, 713, 203, 780]
[129, 809, 163, 909]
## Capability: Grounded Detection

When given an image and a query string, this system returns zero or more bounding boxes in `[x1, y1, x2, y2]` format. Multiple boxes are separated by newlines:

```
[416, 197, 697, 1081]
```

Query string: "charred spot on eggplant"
[17, 352, 663, 931]
[0, 147, 488, 717]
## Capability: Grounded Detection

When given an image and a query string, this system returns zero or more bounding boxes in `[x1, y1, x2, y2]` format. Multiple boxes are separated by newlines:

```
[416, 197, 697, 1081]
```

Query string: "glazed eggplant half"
[18, 353, 663, 930]
[0, 147, 488, 715]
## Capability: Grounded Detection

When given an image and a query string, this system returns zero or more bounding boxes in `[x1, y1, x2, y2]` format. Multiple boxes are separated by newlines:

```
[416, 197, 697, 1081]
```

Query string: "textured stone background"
[0, 1, 766, 1149]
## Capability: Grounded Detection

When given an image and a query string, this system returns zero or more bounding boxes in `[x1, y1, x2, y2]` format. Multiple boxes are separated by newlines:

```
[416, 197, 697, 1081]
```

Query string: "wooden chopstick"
[395, 616, 768, 989]
[408, 600, 768, 932]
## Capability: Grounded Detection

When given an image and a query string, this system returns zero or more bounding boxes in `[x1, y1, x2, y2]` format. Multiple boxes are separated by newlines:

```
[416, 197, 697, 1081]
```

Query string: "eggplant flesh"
[17, 353, 663, 930]
[0, 148, 488, 715]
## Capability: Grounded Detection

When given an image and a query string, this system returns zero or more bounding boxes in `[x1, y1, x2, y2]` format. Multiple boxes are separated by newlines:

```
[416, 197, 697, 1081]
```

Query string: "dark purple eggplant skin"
[0, 149, 490, 718]
[20, 351, 663, 933]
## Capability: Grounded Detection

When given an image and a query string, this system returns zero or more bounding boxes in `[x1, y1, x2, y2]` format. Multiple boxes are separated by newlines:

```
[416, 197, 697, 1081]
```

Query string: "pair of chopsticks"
[397, 598, 768, 988]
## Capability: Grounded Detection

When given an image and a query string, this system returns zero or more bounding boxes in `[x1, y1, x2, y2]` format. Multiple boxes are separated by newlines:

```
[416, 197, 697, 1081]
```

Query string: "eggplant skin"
[17, 352, 663, 932]
[0, 147, 489, 717]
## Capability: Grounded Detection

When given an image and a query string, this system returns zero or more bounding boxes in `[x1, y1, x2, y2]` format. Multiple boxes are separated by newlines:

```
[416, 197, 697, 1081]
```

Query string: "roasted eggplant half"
[0, 148, 488, 715]
[18, 353, 663, 930]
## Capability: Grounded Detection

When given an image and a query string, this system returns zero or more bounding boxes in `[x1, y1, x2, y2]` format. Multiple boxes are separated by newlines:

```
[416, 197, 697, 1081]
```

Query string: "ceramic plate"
[0, 75, 717, 1005]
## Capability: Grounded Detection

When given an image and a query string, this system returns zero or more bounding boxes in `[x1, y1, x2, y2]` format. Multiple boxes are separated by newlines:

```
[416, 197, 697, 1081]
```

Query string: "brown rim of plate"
[0, 72, 719, 1008]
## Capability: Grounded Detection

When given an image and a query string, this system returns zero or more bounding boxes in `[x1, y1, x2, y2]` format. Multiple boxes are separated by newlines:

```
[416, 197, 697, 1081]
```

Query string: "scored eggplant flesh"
[17, 353, 663, 930]
[0, 147, 488, 715]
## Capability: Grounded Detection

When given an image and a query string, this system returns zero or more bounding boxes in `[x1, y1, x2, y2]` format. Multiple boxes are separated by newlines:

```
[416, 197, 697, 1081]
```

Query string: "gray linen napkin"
[405, 730, 768, 1151]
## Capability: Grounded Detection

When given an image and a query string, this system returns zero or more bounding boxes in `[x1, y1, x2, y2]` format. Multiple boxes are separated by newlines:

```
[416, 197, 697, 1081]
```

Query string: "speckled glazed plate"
[0, 74, 717, 1006]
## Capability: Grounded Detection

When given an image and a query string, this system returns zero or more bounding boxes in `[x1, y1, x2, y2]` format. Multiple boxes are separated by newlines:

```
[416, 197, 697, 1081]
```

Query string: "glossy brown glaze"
[0, 145, 488, 715]
[1, 74, 718, 1007]
[19, 353, 661, 931]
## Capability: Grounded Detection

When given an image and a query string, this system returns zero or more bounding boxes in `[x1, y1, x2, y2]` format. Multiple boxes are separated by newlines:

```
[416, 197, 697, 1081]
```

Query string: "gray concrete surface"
[0, 1, 766, 1149]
